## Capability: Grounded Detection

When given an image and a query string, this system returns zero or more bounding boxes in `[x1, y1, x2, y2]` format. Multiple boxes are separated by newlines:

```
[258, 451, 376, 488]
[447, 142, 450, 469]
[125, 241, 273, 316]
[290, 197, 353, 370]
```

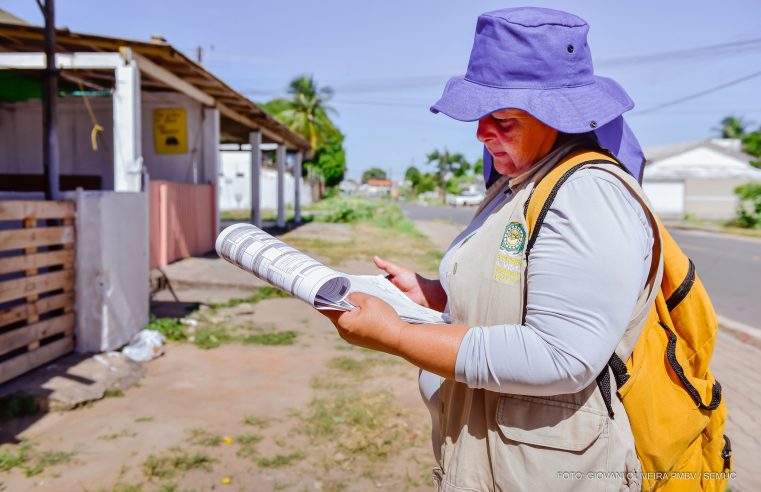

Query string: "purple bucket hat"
[432, 7, 645, 180]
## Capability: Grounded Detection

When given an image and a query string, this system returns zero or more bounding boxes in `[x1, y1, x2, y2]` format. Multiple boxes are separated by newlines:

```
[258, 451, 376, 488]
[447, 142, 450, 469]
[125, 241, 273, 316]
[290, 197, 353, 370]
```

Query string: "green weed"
[142, 448, 215, 480]
[256, 451, 304, 468]
[186, 428, 223, 447]
[241, 330, 298, 346]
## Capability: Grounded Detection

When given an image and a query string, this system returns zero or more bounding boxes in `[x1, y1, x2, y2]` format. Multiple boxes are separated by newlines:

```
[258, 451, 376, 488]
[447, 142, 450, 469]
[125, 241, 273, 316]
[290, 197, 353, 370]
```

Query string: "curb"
[718, 315, 761, 351]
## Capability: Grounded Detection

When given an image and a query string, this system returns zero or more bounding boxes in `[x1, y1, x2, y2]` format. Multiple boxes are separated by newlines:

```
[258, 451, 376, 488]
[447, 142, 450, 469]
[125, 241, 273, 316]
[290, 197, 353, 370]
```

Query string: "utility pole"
[39, 0, 60, 200]
[196, 46, 203, 65]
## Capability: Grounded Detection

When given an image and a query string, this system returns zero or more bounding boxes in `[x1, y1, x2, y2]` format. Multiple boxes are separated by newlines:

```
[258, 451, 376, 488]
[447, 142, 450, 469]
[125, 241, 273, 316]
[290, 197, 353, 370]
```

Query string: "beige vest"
[433, 149, 663, 492]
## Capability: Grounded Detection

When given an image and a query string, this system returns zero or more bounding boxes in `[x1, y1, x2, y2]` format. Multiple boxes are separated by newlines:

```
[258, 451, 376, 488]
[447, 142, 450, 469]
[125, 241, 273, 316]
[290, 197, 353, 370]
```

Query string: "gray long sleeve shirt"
[420, 167, 653, 408]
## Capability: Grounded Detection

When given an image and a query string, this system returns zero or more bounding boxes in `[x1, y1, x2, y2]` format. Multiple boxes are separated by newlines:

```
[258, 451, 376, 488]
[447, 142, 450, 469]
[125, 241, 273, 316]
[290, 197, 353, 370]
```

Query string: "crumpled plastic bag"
[122, 329, 166, 362]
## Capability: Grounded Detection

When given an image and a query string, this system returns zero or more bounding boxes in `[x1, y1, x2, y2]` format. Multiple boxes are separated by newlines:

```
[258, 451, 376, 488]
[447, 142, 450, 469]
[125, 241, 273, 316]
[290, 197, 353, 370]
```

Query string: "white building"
[218, 144, 313, 211]
[642, 139, 761, 220]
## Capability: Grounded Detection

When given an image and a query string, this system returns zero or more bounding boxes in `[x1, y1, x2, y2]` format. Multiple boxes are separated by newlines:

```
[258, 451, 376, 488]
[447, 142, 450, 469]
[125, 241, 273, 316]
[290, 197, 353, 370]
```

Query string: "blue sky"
[4, 0, 761, 180]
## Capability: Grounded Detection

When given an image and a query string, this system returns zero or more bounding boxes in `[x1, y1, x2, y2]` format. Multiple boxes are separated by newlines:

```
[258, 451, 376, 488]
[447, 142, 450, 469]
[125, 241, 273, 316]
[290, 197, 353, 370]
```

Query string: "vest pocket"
[495, 394, 606, 451]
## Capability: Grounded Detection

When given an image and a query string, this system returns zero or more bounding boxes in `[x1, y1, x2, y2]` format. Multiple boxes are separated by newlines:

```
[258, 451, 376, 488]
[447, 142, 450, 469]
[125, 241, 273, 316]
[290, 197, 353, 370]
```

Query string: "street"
[400, 202, 761, 329]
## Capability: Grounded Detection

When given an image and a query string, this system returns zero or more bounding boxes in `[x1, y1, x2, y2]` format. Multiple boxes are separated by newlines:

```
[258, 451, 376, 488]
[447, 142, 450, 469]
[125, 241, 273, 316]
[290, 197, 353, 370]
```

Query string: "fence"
[0, 200, 76, 384]
[150, 181, 216, 269]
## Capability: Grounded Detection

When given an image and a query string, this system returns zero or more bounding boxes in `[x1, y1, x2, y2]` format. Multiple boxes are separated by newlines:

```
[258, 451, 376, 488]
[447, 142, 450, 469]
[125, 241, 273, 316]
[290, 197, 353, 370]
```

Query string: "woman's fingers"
[373, 256, 401, 277]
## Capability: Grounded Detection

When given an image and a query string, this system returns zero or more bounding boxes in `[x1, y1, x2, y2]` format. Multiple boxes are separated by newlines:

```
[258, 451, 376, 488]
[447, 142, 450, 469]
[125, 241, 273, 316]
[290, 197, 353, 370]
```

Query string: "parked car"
[447, 191, 484, 206]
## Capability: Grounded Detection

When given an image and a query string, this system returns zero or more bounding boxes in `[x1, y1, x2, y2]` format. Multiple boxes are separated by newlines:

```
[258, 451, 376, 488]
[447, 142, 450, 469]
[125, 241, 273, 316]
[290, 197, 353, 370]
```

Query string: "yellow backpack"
[525, 150, 732, 492]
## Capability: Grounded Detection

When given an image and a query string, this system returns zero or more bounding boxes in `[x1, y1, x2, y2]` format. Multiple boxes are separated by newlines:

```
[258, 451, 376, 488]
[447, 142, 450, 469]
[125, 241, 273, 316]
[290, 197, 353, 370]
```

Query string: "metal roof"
[0, 21, 311, 154]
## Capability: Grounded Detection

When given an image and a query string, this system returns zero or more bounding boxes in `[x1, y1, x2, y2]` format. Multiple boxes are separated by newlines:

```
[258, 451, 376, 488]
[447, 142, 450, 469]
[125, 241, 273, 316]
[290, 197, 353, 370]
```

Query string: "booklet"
[215, 223, 448, 324]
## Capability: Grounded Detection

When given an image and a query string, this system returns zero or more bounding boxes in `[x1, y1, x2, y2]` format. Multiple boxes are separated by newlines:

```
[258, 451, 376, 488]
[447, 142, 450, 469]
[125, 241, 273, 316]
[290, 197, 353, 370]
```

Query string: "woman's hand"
[373, 256, 447, 311]
[323, 292, 406, 356]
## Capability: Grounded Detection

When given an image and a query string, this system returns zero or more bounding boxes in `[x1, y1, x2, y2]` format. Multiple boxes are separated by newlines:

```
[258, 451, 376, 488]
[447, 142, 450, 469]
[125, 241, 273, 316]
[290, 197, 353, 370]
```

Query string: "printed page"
[216, 224, 448, 324]
[216, 224, 350, 307]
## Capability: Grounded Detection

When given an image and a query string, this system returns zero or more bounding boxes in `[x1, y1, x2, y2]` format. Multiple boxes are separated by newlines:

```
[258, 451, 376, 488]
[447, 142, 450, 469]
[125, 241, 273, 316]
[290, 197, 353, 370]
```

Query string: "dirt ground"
[0, 220, 460, 492]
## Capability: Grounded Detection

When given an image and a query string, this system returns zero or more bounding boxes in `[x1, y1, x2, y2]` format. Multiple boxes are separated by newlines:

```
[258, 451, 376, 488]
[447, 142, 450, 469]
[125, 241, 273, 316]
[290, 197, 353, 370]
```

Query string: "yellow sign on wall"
[153, 108, 188, 154]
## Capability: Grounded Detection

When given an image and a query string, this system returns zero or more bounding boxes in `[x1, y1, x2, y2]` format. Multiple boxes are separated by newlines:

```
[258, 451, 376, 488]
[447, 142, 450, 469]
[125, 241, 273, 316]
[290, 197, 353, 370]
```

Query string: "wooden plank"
[0, 270, 74, 304]
[0, 250, 75, 276]
[0, 335, 74, 385]
[0, 292, 74, 328]
[0, 226, 75, 252]
[0, 201, 75, 221]
[0, 312, 74, 356]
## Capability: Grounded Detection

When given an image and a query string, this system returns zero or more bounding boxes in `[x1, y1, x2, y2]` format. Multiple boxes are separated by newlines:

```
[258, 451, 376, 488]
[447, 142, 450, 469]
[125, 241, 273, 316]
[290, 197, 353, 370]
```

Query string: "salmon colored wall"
[150, 181, 215, 269]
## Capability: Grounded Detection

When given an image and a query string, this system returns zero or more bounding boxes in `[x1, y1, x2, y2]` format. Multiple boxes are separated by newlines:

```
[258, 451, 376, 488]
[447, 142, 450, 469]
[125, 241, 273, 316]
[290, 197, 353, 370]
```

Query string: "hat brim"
[430, 75, 634, 133]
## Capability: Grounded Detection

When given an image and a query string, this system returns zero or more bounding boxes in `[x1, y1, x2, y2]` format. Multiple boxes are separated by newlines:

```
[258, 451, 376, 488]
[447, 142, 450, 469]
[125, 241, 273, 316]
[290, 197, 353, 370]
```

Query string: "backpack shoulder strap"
[524, 149, 620, 254]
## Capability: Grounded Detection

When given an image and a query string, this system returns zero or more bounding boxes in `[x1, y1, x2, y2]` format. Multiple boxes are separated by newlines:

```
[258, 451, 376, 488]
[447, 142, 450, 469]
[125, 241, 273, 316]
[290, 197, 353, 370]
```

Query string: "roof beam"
[131, 52, 214, 106]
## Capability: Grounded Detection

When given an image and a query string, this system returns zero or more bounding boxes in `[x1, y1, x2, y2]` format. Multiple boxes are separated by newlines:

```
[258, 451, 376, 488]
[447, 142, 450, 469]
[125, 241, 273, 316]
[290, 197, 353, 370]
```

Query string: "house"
[361, 179, 392, 197]
[0, 16, 309, 382]
[642, 139, 761, 220]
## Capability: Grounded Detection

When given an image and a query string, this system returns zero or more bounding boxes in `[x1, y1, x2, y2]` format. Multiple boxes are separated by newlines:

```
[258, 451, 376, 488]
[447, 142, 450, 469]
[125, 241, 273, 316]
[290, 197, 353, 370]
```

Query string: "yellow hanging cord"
[78, 82, 104, 151]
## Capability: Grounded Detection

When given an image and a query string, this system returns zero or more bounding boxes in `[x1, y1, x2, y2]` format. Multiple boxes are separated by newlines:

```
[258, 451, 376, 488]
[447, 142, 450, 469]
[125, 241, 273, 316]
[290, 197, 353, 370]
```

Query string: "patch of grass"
[98, 429, 137, 441]
[104, 389, 124, 398]
[135, 416, 154, 423]
[0, 441, 31, 471]
[302, 389, 410, 462]
[0, 392, 39, 420]
[242, 416, 269, 428]
[186, 428, 223, 447]
[142, 448, 215, 481]
[235, 434, 262, 459]
[0, 441, 75, 477]
[146, 316, 186, 342]
[110, 483, 144, 492]
[192, 325, 233, 350]
[208, 286, 291, 313]
[256, 451, 304, 468]
[241, 330, 298, 346]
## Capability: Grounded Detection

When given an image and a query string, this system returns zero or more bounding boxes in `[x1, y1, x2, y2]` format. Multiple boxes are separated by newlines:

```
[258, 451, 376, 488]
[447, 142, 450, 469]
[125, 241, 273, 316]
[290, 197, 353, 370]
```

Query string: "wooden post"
[41, 0, 61, 200]
[249, 131, 262, 228]
[276, 143, 286, 228]
[203, 107, 220, 235]
[294, 151, 303, 223]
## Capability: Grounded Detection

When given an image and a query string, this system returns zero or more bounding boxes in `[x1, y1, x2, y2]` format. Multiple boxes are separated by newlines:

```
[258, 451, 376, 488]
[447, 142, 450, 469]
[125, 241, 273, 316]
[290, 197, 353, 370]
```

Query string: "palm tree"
[426, 148, 469, 203]
[263, 75, 337, 151]
[715, 116, 748, 139]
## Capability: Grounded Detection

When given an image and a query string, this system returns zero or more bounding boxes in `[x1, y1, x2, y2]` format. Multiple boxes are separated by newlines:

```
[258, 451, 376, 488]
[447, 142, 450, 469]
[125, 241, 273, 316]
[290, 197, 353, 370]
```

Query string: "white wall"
[0, 95, 115, 188]
[71, 190, 149, 352]
[141, 92, 215, 185]
[218, 150, 313, 211]
[0, 91, 217, 189]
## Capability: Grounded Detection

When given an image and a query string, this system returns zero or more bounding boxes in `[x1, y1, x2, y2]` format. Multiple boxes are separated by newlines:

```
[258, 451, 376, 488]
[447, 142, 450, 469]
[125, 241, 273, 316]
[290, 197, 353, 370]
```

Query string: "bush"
[734, 183, 761, 229]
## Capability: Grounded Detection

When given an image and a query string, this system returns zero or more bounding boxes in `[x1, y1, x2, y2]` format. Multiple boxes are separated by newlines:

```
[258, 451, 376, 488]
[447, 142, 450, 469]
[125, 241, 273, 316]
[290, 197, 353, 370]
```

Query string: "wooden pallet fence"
[0, 200, 76, 384]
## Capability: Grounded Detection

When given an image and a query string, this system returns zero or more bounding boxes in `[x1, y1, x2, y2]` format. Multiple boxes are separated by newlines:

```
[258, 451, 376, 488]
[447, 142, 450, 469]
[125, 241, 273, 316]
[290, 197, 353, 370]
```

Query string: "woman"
[324, 7, 661, 491]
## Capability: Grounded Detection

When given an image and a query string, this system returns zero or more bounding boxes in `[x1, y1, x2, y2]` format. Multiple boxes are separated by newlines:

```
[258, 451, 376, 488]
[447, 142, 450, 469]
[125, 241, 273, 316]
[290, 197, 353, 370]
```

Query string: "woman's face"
[476, 109, 558, 177]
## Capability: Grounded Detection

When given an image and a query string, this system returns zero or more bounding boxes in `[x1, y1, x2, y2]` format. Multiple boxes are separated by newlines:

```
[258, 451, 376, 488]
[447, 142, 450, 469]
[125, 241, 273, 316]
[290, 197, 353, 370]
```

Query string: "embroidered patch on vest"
[500, 222, 526, 255]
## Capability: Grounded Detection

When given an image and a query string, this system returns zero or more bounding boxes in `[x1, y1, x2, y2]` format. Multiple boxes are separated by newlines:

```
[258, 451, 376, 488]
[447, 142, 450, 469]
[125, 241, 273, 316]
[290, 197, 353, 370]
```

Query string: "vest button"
[590, 120, 598, 128]
[567, 44, 575, 53]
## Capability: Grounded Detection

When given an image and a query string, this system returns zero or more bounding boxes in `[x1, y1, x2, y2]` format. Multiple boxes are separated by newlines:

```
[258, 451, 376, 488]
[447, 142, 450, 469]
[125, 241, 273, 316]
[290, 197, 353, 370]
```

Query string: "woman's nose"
[476, 117, 496, 143]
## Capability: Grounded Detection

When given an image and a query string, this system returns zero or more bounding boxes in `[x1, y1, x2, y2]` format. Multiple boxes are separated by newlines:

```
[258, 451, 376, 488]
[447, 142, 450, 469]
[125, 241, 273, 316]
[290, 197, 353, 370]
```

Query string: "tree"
[362, 167, 387, 183]
[309, 130, 346, 188]
[715, 116, 748, 139]
[262, 75, 336, 150]
[473, 158, 484, 176]
[263, 75, 348, 188]
[426, 148, 469, 202]
[405, 166, 422, 190]
[715, 115, 761, 168]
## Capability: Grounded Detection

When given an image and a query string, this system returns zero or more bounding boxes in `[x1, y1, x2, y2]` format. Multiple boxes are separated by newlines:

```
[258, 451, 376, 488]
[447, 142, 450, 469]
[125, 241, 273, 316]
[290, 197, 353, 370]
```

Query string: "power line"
[632, 69, 761, 115]
[597, 36, 761, 67]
